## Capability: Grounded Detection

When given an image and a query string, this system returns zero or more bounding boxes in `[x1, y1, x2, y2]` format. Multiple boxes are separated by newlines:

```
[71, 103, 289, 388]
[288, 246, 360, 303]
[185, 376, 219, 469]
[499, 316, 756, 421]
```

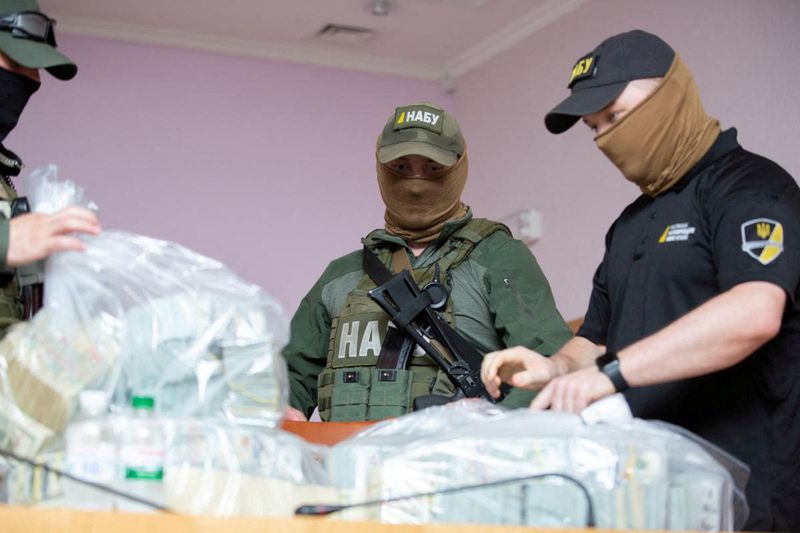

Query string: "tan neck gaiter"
[377, 151, 469, 244]
[595, 55, 720, 196]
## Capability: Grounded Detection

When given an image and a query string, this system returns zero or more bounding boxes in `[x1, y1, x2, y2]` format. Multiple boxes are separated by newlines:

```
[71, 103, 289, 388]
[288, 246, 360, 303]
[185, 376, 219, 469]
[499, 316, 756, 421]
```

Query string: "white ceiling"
[42, 0, 586, 87]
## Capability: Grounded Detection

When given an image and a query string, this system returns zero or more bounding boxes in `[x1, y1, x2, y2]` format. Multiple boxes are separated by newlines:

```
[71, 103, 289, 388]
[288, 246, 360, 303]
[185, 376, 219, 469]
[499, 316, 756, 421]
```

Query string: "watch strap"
[595, 351, 629, 392]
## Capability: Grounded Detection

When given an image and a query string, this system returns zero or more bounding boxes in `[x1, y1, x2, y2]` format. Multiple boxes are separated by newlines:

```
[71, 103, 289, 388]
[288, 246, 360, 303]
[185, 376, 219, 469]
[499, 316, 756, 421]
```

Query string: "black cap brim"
[0, 32, 77, 80]
[544, 81, 628, 134]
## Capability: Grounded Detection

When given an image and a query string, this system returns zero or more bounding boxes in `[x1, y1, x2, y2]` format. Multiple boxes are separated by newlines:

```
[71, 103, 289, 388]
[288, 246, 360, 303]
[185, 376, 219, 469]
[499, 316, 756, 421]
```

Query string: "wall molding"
[55, 1, 586, 87]
[443, 0, 588, 81]
[56, 16, 442, 80]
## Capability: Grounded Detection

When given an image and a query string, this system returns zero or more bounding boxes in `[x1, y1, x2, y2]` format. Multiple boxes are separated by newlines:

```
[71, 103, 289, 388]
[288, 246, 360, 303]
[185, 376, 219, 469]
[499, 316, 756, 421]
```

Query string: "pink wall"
[6, 1, 798, 322]
[455, 0, 800, 319]
[7, 36, 453, 314]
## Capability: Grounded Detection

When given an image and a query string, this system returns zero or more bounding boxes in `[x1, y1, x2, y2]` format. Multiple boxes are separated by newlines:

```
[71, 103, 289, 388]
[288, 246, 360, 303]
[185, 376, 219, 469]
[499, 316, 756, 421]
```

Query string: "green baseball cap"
[377, 102, 465, 166]
[0, 0, 77, 80]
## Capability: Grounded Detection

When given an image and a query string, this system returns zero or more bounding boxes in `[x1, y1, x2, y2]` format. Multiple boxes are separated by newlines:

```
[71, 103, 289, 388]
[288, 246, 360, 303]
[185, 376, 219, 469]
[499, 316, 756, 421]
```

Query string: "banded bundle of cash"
[329, 402, 744, 531]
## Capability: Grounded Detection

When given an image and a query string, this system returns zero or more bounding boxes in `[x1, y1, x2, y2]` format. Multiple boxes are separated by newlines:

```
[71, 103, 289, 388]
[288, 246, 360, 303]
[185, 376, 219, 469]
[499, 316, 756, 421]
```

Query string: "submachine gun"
[363, 247, 510, 409]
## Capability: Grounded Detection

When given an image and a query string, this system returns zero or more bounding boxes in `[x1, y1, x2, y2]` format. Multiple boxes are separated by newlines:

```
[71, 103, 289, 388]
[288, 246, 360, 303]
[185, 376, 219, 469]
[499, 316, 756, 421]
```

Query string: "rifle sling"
[362, 245, 417, 370]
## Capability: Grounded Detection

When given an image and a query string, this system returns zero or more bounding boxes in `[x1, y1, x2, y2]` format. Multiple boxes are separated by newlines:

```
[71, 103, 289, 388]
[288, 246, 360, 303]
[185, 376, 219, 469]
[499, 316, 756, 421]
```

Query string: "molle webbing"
[0, 183, 22, 337]
[318, 218, 510, 421]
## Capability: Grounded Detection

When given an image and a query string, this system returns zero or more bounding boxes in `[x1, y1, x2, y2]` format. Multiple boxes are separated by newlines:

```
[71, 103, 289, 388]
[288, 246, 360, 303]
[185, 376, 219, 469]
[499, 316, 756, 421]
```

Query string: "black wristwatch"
[595, 351, 630, 392]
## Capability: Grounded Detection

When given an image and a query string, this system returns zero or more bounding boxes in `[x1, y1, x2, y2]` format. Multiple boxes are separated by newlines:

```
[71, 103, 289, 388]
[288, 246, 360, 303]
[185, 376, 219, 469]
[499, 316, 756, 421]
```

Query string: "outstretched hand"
[480, 346, 560, 399]
[6, 206, 101, 267]
[529, 366, 615, 413]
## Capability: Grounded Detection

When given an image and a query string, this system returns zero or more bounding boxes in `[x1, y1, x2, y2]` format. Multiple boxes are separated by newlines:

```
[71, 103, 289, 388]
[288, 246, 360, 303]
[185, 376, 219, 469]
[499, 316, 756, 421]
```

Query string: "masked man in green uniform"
[283, 102, 571, 421]
[0, 0, 101, 336]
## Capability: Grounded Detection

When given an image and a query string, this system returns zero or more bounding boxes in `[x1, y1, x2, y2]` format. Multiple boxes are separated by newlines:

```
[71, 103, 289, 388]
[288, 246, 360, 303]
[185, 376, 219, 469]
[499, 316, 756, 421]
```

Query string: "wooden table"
[280, 419, 374, 446]
[0, 505, 621, 533]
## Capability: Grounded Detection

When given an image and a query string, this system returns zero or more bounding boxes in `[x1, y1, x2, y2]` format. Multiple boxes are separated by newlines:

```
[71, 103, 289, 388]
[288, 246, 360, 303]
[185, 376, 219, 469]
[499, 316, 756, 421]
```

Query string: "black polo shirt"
[578, 129, 800, 530]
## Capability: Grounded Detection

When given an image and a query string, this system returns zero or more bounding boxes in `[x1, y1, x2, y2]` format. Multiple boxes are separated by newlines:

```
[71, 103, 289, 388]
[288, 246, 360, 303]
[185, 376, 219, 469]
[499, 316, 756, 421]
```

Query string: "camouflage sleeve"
[483, 237, 573, 409]
[281, 273, 332, 418]
[0, 218, 8, 269]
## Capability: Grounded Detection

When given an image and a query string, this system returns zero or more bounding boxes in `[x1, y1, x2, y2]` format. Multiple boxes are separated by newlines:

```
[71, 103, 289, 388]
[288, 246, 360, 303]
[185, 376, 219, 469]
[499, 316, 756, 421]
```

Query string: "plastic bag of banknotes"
[0, 166, 290, 502]
[328, 399, 749, 531]
[163, 419, 334, 517]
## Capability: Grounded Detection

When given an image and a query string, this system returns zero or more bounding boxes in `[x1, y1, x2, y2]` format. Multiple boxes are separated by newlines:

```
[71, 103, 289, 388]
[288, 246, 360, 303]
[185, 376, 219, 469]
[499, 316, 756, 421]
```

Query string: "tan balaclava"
[595, 55, 720, 196]
[376, 103, 468, 244]
[544, 30, 720, 196]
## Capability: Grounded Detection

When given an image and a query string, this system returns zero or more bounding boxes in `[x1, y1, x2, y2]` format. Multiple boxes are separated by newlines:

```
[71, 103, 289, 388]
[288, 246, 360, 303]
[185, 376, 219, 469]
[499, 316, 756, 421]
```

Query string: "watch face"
[595, 351, 617, 369]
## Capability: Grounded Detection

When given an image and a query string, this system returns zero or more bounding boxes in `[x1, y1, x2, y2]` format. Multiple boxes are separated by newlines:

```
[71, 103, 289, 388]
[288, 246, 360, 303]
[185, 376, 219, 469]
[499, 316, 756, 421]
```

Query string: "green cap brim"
[0, 32, 76, 80]
[378, 141, 458, 167]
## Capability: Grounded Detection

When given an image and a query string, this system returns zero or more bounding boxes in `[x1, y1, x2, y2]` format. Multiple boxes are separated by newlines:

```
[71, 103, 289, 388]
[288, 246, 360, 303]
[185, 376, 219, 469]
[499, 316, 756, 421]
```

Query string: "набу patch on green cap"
[377, 103, 465, 167]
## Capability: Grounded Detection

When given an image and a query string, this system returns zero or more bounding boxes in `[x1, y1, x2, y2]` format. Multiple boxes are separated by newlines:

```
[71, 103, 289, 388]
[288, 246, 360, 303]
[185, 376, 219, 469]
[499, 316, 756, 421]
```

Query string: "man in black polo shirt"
[481, 30, 799, 530]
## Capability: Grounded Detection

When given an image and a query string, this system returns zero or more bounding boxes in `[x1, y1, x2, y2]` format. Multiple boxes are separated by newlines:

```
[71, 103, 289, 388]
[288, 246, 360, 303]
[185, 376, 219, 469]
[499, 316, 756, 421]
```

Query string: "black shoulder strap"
[362, 244, 393, 286]
[362, 245, 416, 370]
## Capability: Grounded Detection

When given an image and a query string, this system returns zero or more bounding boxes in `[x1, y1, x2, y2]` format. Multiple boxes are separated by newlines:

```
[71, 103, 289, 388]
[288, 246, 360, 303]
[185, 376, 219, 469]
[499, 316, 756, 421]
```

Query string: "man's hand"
[481, 346, 561, 399]
[284, 406, 308, 421]
[530, 366, 615, 413]
[6, 206, 100, 267]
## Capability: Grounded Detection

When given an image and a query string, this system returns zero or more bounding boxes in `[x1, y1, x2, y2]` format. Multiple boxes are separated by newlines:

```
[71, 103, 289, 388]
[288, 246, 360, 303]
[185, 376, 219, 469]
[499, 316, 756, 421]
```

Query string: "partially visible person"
[481, 30, 799, 530]
[283, 102, 572, 422]
[0, 0, 101, 335]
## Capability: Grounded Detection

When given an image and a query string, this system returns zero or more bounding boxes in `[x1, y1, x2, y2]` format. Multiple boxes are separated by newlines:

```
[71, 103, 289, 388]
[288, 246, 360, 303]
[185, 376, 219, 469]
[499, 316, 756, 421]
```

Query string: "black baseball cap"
[544, 30, 674, 134]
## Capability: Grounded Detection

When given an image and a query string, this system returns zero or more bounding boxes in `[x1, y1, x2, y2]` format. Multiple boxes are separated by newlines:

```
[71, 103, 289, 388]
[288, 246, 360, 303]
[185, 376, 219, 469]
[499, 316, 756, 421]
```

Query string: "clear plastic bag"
[60, 233, 292, 426]
[329, 400, 750, 530]
[163, 419, 334, 517]
[0, 165, 290, 475]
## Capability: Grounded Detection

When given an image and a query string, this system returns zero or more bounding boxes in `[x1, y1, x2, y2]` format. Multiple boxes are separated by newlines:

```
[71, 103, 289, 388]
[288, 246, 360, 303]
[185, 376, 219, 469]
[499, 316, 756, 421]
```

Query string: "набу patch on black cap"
[544, 29, 674, 134]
